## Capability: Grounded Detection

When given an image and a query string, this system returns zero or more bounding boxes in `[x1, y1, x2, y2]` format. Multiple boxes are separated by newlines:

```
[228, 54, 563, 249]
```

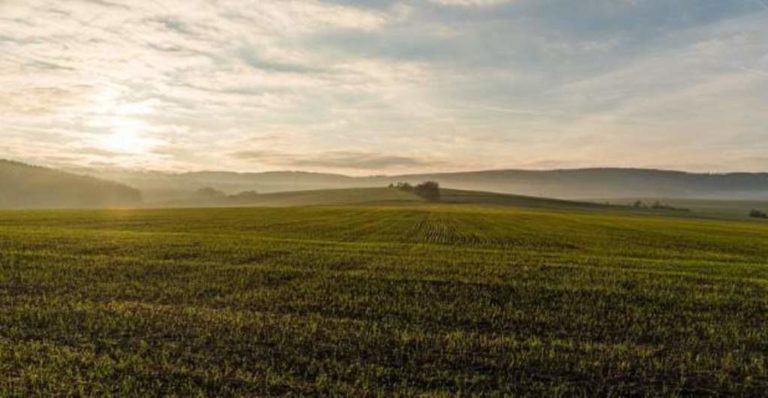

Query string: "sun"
[103, 131, 145, 153]
[96, 119, 153, 154]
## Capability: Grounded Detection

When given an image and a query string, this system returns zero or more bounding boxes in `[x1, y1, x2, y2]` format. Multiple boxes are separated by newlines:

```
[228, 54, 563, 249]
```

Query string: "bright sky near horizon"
[1, 0, 767, 174]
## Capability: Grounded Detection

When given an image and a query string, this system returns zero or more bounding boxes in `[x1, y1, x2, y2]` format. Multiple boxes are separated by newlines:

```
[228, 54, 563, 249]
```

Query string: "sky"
[1, 0, 767, 175]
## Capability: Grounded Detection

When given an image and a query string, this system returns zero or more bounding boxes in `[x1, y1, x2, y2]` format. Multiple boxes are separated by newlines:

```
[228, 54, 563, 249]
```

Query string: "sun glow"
[86, 87, 160, 155]
[96, 117, 155, 154]
[100, 131, 146, 153]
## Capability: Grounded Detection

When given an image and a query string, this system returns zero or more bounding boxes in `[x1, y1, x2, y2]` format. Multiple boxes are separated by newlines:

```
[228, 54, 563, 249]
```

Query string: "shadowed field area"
[1, 205, 767, 395]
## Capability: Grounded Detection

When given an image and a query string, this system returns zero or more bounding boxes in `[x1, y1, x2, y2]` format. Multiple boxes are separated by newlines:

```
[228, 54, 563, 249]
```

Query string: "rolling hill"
[161, 187, 424, 208]
[394, 169, 768, 200]
[79, 167, 768, 202]
[439, 188, 614, 211]
[9, 159, 768, 211]
[158, 186, 627, 214]
[599, 197, 768, 220]
[75, 169, 361, 202]
[0, 160, 142, 208]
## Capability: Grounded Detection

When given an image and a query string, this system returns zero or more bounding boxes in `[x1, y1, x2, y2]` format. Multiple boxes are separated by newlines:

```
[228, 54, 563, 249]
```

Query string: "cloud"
[1, 0, 767, 173]
[237, 45, 331, 75]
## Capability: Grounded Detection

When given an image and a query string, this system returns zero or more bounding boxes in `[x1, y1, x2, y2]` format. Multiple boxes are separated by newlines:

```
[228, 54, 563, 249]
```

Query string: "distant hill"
[76, 169, 360, 202]
[0, 160, 142, 208]
[79, 167, 768, 202]
[389, 169, 768, 200]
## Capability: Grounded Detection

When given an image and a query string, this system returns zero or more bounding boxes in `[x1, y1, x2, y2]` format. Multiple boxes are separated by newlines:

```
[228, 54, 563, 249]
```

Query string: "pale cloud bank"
[1, 0, 767, 174]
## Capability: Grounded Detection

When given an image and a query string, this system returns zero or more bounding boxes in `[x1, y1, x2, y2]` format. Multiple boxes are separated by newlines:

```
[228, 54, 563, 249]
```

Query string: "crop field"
[596, 197, 768, 221]
[1, 204, 767, 396]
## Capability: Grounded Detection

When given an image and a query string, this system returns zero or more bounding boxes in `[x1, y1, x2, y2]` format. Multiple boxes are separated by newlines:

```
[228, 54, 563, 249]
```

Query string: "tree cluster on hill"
[749, 209, 767, 219]
[632, 200, 690, 212]
[0, 160, 142, 208]
[390, 181, 441, 202]
[194, 187, 229, 201]
[191, 187, 260, 204]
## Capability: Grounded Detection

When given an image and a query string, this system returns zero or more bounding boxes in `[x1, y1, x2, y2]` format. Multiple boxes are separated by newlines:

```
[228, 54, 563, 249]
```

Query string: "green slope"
[158, 187, 617, 211]
[160, 187, 424, 207]
[216, 187, 750, 220]
[597, 197, 768, 220]
[239, 187, 423, 206]
[440, 188, 614, 211]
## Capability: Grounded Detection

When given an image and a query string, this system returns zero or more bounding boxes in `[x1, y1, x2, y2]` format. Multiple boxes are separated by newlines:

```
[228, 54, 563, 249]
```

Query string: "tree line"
[389, 181, 441, 202]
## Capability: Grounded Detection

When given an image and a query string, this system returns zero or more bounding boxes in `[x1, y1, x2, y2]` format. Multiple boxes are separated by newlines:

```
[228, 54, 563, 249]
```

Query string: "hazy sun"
[88, 88, 158, 155]
[102, 131, 145, 153]
[96, 118, 154, 154]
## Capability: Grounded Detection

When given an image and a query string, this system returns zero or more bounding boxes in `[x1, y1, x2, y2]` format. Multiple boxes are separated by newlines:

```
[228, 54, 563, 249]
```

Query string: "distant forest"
[0, 160, 141, 208]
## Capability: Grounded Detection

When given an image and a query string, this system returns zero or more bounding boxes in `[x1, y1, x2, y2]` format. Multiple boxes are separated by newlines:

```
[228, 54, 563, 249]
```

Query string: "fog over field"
[3, 159, 768, 210]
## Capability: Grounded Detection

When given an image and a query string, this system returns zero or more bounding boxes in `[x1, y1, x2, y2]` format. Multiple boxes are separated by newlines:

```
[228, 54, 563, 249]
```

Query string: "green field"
[161, 187, 425, 208]
[597, 197, 768, 221]
[1, 202, 767, 395]
[158, 187, 617, 211]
